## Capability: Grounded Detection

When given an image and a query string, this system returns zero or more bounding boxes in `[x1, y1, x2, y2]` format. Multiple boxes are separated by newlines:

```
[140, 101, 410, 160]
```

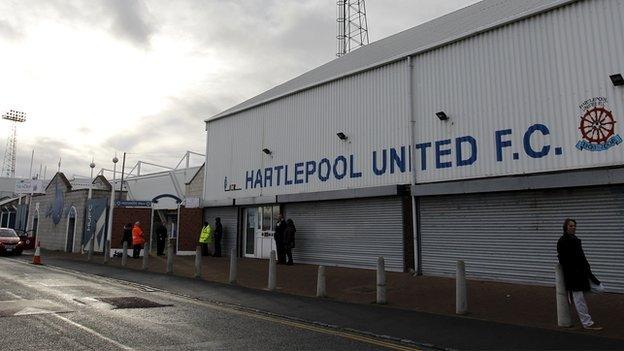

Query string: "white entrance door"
[243, 205, 279, 259]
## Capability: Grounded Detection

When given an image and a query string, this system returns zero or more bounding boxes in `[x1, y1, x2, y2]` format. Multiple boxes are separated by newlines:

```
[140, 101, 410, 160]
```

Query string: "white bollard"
[555, 264, 573, 327]
[456, 260, 468, 315]
[229, 248, 237, 284]
[376, 257, 387, 304]
[268, 250, 277, 291]
[103, 240, 111, 264]
[316, 265, 327, 298]
[121, 241, 128, 267]
[166, 238, 174, 274]
[87, 235, 95, 262]
[142, 242, 150, 270]
[194, 246, 202, 278]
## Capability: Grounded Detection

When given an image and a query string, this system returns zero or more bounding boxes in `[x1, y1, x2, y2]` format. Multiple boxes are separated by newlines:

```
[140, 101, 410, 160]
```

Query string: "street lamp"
[87, 159, 96, 261]
[103, 155, 118, 263]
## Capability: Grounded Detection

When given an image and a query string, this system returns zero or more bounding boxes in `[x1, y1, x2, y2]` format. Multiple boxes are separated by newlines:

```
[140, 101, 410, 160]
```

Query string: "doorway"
[66, 207, 77, 252]
[242, 205, 280, 259]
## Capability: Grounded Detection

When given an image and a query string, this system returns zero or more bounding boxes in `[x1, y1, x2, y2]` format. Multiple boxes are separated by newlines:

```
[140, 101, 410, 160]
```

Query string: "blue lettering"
[274, 165, 284, 186]
[318, 158, 331, 182]
[415, 143, 431, 171]
[349, 154, 362, 178]
[284, 165, 293, 185]
[435, 139, 452, 169]
[333, 156, 347, 180]
[253, 169, 263, 188]
[305, 161, 317, 183]
[495, 129, 513, 162]
[294, 162, 304, 184]
[372, 150, 387, 175]
[246, 170, 254, 189]
[390, 146, 406, 174]
[523, 124, 550, 158]
[456, 136, 477, 166]
[264, 167, 273, 187]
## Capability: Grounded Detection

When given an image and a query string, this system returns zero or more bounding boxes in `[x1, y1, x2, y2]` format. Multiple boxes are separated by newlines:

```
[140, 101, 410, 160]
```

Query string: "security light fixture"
[436, 111, 449, 121]
[336, 132, 348, 141]
[262, 148, 272, 155]
[610, 74, 624, 87]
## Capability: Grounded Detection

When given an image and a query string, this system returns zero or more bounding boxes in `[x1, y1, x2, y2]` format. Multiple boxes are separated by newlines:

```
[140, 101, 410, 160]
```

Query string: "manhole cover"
[96, 297, 171, 309]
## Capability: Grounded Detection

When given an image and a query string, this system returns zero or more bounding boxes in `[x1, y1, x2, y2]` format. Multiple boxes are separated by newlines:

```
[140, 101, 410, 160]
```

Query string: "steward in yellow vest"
[199, 222, 213, 256]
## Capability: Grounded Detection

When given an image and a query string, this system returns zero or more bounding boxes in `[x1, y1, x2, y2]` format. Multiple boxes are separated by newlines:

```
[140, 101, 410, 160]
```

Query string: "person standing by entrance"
[199, 222, 213, 256]
[557, 218, 603, 331]
[284, 219, 296, 266]
[121, 223, 132, 252]
[274, 214, 286, 264]
[155, 221, 167, 256]
[132, 221, 145, 258]
[213, 217, 223, 257]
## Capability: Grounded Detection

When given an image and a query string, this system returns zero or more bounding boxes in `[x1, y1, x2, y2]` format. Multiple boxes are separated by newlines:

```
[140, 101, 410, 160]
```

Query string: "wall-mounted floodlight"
[436, 111, 449, 121]
[262, 148, 272, 155]
[336, 132, 348, 141]
[610, 74, 624, 87]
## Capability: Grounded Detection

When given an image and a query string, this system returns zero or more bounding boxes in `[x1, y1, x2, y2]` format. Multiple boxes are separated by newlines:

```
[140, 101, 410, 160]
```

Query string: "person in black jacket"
[284, 219, 296, 266]
[155, 221, 167, 256]
[121, 223, 132, 251]
[557, 218, 602, 330]
[274, 214, 287, 264]
[213, 217, 223, 257]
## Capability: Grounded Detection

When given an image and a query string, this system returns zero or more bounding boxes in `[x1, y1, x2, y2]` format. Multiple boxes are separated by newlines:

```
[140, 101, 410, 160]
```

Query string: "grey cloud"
[105, 0, 156, 48]
[0, 20, 22, 40]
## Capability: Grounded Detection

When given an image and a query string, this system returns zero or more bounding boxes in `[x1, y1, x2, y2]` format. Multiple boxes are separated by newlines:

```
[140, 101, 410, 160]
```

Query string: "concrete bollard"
[142, 242, 149, 270]
[166, 238, 175, 274]
[194, 245, 202, 278]
[103, 240, 111, 264]
[376, 257, 387, 304]
[316, 265, 327, 298]
[555, 264, 573, 327]
[121, 241, 128, 267]
[456, 260, 468, 315]
[228, 248, 237, 284]
[268, 250, 277, 291]
[87, 236, 95, 262]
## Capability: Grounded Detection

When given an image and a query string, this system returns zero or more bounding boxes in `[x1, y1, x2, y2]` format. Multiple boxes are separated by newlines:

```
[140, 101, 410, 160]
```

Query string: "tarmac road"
[0, 257, 421, 351]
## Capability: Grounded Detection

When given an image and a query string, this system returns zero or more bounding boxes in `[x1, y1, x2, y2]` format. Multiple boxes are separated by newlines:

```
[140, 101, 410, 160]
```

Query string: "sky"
[0, 0, 479, 180]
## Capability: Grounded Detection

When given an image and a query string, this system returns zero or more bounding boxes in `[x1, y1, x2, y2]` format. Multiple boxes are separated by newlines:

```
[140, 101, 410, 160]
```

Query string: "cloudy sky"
[0, 0, 479, 180]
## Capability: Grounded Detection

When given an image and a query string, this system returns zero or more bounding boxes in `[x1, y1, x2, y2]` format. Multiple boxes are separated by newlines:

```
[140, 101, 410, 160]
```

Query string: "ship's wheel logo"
[576, 97, 622, 152]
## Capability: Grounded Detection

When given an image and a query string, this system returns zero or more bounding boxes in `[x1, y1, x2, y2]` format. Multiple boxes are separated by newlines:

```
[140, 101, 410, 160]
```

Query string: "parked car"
[0, 228, 24, 255]
[15, 229, 36, 250]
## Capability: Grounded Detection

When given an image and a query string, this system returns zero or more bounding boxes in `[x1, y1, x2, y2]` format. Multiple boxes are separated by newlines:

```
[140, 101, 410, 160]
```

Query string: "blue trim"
[152, 194, 182, 204]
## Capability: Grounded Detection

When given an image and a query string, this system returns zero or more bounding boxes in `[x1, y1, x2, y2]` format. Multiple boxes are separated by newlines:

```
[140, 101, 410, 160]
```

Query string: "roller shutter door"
[284, 196, 405, 271]
[203, 207, 239, 256]
[420, 186, 624, 292]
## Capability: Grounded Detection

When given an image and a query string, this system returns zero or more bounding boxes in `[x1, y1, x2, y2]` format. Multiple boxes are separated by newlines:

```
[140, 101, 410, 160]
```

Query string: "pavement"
[14, 249, 624, 350]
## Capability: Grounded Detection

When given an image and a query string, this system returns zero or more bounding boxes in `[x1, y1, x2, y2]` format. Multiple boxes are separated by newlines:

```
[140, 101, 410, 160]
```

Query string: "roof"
[208, 0, 577, 122]
[45, 172, 72, 192]
[185, 163, 205, 185]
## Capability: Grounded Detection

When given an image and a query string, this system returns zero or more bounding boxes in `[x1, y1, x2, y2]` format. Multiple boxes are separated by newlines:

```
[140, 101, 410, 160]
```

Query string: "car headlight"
[17, 241, 23, 245]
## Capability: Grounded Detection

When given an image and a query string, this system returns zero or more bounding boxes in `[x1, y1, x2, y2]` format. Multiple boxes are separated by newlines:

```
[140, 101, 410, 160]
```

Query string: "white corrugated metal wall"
[204, 61, 411, 203]
[413, 0, 624, 183]
[203, 207, 239, 256]
[419, 186, 624, 292]
[284, 197, 405, 271]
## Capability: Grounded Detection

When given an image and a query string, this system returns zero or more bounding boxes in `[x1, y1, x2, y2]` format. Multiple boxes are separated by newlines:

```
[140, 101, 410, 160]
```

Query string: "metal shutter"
[419, 186, 624, 292]
[284, 196, 404, 271]
[203, 207, 238, 256]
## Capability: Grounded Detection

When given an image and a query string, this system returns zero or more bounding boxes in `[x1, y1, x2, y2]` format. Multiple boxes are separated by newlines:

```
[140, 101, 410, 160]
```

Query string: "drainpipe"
[407, 56, 422, 275]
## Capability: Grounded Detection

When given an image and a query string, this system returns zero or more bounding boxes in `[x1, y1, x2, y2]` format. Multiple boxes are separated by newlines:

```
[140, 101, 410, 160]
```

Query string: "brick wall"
[111, 208, 152, 249]
[179, 207, 203, 251]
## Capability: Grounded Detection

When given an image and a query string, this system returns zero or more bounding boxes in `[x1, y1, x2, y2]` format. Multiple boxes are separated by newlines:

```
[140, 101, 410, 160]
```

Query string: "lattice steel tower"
[336, 0, 369, 57]
[2, 110, 26, 178]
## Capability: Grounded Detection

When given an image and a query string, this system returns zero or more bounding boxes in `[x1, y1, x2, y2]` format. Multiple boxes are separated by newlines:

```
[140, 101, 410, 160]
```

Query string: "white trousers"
[571, 291, 594, 327]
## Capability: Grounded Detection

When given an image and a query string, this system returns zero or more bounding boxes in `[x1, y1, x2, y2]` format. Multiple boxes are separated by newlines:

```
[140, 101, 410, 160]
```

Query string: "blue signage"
[114, 200, 152, 208]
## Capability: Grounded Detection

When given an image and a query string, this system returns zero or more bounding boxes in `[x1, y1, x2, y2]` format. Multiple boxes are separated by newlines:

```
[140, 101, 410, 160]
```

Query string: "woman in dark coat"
[121, 223, 133, 249]
[284, 219, 296, 265]
[557, 218, 602, 330]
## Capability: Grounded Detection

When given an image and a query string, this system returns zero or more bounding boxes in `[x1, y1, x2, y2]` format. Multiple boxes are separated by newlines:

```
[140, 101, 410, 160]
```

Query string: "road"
[0, 257, 419, 351]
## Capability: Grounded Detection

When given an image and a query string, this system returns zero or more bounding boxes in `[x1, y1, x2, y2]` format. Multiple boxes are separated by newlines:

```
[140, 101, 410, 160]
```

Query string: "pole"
[376, 257, 387, 304]
[194, 245, 202, 278]
[166, 238, 174, 274]
[456, 260, 468, 315]
[229, 248, 237, 284]
[118, 152, 126, 200]
[104, 156, 118, 264]
[316, 265, 327, 298]
[121, 241, 128, 267]
[28, 149, 34, 179]
[87, 160, 96, 261]
[268, 250, 277, 291]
